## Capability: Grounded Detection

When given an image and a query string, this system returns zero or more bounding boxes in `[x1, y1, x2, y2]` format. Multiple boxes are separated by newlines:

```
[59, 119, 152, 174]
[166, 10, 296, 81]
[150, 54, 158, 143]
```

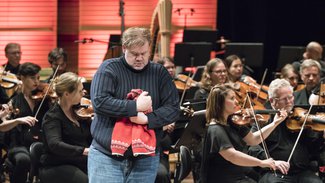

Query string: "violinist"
[194, 58, 228, 100]
[294, 59, 321, 105]
[200, 83, 289, 183]
[43, 47, 68, 83]
[3, 43, 21, 75]
[40, 72, 90, 183]
[6, 62, 52, 183]
[156, 56, 176, 78]
[249, 79, 322, 182]
[224, 54, 256, 84]
[280, 64, 300, 91]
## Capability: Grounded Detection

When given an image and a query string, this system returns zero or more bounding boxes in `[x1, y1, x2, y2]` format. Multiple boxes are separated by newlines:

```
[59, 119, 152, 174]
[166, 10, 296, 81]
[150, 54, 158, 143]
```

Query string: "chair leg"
[173, 162, 181, 183]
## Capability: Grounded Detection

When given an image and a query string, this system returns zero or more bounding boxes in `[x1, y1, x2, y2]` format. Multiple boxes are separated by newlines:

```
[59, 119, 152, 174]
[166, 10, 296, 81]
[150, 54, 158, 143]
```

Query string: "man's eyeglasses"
[211, 70, 227, 75]
[7, 51, 22, 55]
[273, 95, 294, 103]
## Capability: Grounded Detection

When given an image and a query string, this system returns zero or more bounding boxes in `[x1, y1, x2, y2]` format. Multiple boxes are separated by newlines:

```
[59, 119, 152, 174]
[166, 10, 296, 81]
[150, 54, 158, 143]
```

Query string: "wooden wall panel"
[0, 0, 57, 68]
[78, 0, 217, 78]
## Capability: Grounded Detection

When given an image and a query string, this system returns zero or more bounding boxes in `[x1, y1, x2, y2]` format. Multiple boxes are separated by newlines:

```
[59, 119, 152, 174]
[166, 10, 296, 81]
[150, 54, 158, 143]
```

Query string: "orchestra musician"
[44, 47, 68, 83]
[156, 56, 176, 78]
[6, 62, 52, 183]
[3, 43, 22, 75]
[194, 58, 228, 100]
[249, 78, 323, 183]
[200, 83, 289, 183]
[280, 64, 300, 90]
[224, 54, 256, 84]
[40, 72, 90, 183]
[294, 59, 321, 105]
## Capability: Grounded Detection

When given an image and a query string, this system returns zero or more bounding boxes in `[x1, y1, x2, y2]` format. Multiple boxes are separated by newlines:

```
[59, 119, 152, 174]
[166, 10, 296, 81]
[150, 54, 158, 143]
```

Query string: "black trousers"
[40, 165, 88, 183]
[7, 146, 31, 183]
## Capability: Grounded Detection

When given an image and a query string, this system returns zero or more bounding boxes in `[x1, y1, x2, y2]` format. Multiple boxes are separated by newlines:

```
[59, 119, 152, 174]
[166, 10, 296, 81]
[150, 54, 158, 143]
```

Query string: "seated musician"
[194, 58, 228, 100]
[3, 43, 22, 75]
[7, 62, 52, 183]
[201, 83, 289, 183]
[44, 47, 68, 83]
[280, 64, 300, 91]
[249, 78, 323, 183]
[156, 56, 176, 79]
[40, 72, 90, 183]
[224, 54, 256, 84]
[294, 59, 321, 105]
[292, 41, 325, 78]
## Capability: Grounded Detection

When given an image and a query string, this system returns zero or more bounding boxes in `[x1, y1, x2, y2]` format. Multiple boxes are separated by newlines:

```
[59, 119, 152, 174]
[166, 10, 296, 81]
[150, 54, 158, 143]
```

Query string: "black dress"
[201, 122, 253, 183]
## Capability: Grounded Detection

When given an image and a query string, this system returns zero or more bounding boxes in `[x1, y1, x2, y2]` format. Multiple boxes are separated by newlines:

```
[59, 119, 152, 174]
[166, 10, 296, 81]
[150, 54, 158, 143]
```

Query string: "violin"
[72, 97, 94, 121]
[31, 82, 57, 101]
[174, 74, 198, 91]
[237, 81, 269, 104]
[231, 108, 279, 126]
[1, 101, 20, 120]
[287, 107, 325, 132]
[0, 66, 21, 89]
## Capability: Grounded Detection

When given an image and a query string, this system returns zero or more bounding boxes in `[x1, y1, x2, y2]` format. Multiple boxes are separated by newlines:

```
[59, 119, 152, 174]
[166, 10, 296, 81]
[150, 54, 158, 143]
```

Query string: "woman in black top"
[7, 62, 50, 183]
[40, 72, 91, 183]
[200, 84, 289, 183]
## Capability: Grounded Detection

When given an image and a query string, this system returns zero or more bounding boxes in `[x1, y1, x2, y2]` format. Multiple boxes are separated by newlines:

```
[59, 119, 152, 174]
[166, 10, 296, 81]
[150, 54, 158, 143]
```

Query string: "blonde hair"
[54, 72, 82, 97]
[121, 27, 151, 49]
[200, 58, 227, 91]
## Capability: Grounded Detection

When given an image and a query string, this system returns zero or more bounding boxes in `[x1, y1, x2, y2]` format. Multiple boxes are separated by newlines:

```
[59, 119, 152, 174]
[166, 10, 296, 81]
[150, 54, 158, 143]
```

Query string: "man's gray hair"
[300, 59, 321, 75]
[268, 78, 293, 99]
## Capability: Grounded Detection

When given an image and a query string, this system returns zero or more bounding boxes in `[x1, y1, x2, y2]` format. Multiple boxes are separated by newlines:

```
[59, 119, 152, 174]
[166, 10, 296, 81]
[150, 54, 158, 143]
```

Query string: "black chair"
[174, 145, 193, 183]
[28, 142, 43, 183]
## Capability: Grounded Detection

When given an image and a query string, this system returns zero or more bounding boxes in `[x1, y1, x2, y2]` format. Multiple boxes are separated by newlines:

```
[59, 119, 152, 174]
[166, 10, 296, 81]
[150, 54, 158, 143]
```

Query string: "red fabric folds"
[111, 89, 156, 156]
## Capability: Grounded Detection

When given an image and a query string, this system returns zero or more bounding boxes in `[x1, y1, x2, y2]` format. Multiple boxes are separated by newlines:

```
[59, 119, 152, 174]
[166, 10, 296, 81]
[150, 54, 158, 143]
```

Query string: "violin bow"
[256, 68, 268, 99]
[179, 71, 192, 106]
[246, 93, 271, 159]
[287, 105, 313, 163]
[247, 93, 278, 176]
[34, 65, 60, 119]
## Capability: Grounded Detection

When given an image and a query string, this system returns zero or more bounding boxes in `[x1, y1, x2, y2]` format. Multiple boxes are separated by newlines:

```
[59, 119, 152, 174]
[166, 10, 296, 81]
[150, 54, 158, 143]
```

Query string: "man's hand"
[162, 123, 175, 133]
[130, 112, 148, 125]
[136, 91, 152, 112]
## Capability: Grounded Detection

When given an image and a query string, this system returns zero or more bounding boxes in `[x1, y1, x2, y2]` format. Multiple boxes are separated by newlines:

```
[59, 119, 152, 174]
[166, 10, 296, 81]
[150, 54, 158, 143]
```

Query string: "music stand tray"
[174, 110, 207, 151]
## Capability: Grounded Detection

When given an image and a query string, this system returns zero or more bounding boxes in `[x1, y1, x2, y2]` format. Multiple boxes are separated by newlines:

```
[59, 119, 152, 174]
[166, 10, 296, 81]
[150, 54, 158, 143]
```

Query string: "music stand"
[183, 29, 219, 51]
[174, 42, 212, 73]
[225, 42, 264, 68]
[174, 110, 206, 151]
[277, 46, 305, 70]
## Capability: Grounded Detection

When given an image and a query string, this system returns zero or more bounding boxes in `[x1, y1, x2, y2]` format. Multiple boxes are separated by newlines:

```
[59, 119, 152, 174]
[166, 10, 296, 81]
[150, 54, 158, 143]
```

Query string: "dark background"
[217, 0, 325, 83]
